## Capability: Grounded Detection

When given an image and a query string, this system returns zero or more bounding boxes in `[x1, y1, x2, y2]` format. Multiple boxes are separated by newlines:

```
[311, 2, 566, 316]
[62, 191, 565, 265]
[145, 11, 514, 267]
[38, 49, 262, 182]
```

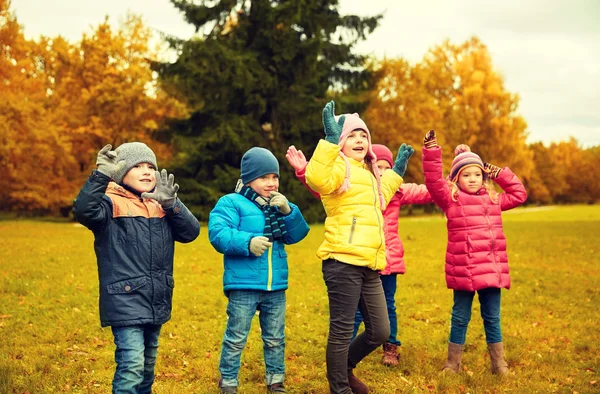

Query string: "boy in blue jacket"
[208, 147, 310, 394]
[73, 142, 200, 394]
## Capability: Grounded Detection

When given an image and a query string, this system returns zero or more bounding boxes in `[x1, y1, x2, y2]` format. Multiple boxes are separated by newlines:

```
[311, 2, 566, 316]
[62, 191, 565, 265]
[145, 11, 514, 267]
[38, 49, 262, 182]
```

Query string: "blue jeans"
[219, 290, 286, 388]
[353, 274, 401, 346]
[111, 324, 162, 394]
[449, 288, 502, 345]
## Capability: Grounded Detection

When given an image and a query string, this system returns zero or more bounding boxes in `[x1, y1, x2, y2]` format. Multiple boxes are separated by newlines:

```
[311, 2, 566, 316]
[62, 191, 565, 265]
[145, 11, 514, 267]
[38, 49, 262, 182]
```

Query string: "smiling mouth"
[353, 147, 364, 151]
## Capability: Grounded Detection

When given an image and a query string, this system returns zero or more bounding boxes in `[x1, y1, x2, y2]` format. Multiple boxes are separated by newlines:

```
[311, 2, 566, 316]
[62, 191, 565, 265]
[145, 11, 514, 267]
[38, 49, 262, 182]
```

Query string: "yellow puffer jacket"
[306, 140, 403, 270]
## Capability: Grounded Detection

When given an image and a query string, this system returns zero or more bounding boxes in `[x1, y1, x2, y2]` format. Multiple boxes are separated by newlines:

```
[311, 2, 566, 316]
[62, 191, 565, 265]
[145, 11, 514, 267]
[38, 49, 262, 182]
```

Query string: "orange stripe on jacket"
[106, 182, 166, 219]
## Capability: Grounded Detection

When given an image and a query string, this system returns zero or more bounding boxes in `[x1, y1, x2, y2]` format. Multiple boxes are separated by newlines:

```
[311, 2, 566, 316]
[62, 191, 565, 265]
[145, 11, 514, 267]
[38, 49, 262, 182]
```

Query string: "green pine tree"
[156, 0, 381, 221]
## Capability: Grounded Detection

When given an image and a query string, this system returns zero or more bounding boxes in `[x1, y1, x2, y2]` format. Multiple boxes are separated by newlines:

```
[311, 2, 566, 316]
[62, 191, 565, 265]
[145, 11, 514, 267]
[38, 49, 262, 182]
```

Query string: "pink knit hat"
[372, 144, 393, 168]
[335, 113, 386, 209]
[450, 144, 485, 182]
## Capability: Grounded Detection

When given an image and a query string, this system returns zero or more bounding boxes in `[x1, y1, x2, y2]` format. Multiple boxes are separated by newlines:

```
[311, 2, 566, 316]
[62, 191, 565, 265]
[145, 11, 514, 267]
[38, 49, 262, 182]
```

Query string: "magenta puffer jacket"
[422, 146, 527, 291]
[379, 184, 432, 275]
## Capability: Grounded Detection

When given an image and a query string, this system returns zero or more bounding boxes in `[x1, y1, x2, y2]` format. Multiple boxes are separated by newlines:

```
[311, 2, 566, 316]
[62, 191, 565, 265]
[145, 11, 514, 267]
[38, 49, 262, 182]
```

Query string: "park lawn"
[1, 205, 599, 393]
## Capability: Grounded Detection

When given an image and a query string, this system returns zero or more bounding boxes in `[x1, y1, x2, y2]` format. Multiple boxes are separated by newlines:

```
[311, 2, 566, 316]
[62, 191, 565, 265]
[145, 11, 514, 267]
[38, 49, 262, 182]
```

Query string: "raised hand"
[141, 169, 179, 208]
[249, 236, 272, 257]
[322, 100, 345, 144]
[96, 144, 125, 178]
[269, 191, 291, 215]
[392, 143, 415, 177]
[423, 130, 437, 149]
[484, 162, 502, 179]
[285, 145, 308, 172]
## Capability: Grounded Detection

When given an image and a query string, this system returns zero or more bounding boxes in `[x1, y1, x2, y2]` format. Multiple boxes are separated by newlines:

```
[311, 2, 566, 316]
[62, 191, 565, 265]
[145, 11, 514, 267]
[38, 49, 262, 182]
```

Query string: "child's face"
[376, 159, 391, 176]
[247, 173, 279, 198]
[123, 162, 157, 193]
[457, 165, 483, 193]
[341, 129, 369, 163]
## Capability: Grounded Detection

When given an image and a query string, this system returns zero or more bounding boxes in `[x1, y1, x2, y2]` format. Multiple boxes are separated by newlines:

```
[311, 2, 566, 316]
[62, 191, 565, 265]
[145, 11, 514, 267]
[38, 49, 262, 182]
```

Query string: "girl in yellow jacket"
[306, 101, 414, 394]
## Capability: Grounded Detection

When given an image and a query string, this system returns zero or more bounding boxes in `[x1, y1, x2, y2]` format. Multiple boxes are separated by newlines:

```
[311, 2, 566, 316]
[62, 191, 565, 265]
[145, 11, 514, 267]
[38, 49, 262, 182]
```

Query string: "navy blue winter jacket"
[73, 171, 200, 327]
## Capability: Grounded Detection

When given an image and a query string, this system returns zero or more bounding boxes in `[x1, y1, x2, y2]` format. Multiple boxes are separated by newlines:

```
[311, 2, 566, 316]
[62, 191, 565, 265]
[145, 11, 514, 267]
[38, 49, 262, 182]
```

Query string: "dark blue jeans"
[353, 274, 401, 346]
[449, 287, 502, 344]
[219, 290, 286, 388]
[111, 324, 162, 394]
[322, 259, 389, 394]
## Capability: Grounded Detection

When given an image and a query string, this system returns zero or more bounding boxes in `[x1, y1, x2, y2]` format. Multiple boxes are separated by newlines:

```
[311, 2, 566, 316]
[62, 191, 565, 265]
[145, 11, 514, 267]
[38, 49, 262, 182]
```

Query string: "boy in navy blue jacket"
[73, 142, 200, 394]
[208, 147, 310, 394]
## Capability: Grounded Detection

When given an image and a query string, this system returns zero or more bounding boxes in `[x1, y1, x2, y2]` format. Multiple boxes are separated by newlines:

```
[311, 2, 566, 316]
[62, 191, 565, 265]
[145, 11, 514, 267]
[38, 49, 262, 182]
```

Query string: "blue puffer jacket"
[73, 171, 200, 327]
[208, 193, 310, 292]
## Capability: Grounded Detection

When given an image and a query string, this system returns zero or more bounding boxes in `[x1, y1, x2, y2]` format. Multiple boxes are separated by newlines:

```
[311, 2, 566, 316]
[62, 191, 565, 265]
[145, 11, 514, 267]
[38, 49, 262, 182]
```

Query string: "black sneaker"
[267, 383, 286, 393]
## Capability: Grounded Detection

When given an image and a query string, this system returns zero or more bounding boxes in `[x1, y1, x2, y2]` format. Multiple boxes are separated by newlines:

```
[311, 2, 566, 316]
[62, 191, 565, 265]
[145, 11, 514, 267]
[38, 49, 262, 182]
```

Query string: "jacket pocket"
[107, 276, 148, 294]
[348, 216, 357, 244]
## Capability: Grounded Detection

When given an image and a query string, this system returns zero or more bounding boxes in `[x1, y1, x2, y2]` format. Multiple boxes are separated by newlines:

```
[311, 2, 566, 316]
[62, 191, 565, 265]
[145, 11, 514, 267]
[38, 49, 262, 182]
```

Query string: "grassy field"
[1, 205, 599, 393]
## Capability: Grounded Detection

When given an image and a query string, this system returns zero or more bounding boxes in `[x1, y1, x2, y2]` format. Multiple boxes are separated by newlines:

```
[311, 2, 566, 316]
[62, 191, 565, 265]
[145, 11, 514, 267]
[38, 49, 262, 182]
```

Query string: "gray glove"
[269, 191, 291, 215]
[249, 236, 272, 257]
[141, 169, 179, 208]
[96, 144, 125, 178]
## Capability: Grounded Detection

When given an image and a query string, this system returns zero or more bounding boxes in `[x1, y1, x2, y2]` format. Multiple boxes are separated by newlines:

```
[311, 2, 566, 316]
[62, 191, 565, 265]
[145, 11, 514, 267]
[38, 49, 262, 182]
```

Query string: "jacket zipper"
[267, 246, 273, 291]
[370, 175, 383, 268]
[484, 200, 500, 283]
[348, 216, 357, 243]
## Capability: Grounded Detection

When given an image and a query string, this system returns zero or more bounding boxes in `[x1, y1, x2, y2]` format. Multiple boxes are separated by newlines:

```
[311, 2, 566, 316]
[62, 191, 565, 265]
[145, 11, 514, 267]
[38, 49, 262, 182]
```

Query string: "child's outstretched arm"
[208, 197, 256, 256]
[422, 130, 452, 211]
[398, 183, 433, 205]
[379, 144, 414, 204]
[305, 101, 348, 194]
[285, 145, 320, 199]
[73, 144, 124, 232]
[484, 163, 528, 211]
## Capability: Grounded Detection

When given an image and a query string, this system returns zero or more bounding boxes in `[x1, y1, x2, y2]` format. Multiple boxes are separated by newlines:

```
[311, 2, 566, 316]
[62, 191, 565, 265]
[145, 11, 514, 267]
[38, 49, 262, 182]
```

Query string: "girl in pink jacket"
[421, 130, 527, 375]
[286, 144, 432, 367]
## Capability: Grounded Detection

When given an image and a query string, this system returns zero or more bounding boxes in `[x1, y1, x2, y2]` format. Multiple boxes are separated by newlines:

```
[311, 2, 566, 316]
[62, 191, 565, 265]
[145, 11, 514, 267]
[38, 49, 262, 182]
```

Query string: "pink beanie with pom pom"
[334, 113, 386, 209]
[450, 144, 485, 182]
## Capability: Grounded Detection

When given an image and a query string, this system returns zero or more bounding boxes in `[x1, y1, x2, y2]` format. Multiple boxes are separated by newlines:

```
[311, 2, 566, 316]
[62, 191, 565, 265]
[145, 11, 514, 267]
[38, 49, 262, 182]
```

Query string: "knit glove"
[392, 143, 415, 177]
[423, 130, 437, 149]
[141, 169, 179, 208]
[249, 236, 272, 257]
[322, 100, 345, 144]
[484, 162, 502, 179]
[285, 145, 307, 172]
[96, 144, 125, 178]
[269, 191, 291, 215]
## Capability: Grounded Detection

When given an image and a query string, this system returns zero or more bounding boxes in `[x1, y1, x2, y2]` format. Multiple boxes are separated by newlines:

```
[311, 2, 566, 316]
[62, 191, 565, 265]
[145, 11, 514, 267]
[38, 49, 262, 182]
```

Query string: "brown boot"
[382, 342, 399, 366]
[488, 342, 509, 375]
[441, 342, 464, 373]
[348, 370, 369, 394]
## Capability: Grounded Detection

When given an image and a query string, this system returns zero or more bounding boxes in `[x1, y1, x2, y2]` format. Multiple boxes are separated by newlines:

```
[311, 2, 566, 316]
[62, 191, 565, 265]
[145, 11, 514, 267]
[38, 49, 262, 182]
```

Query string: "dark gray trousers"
[321, 259, 390, 394]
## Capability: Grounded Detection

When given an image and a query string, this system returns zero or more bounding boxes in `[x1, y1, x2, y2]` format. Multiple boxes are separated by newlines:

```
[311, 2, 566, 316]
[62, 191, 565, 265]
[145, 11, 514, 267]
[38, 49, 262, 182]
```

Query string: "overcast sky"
[12, 0, 600, 147]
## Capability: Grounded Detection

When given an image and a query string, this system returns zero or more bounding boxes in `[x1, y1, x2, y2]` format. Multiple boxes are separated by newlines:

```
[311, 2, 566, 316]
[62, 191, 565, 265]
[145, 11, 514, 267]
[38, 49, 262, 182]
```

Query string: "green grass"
[1, 205, 599, 393]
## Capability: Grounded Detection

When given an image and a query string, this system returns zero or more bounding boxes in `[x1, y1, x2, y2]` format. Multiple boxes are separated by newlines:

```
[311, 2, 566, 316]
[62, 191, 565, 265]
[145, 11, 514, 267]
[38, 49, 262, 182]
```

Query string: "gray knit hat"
[112, 142, 158, 184]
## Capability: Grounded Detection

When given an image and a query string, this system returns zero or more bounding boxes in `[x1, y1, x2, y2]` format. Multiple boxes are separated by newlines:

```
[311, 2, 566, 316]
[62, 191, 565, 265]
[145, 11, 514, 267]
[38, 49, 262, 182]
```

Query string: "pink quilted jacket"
[379, 184, 432, 275]
[295, 166, 432, 275]
[422, 146, 527, 291]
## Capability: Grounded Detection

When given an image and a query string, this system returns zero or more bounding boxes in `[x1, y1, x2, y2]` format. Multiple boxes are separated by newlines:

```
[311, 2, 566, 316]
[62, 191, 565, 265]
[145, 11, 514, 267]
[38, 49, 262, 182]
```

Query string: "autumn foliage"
[0, 1, 597, 217]
[0, 0, 185, 215]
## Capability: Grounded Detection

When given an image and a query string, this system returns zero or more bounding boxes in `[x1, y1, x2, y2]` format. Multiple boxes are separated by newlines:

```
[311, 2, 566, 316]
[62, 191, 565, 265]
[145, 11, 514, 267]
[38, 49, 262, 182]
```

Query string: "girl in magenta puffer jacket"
[422, 130, 527, 376]
[286, 143, 432, 367]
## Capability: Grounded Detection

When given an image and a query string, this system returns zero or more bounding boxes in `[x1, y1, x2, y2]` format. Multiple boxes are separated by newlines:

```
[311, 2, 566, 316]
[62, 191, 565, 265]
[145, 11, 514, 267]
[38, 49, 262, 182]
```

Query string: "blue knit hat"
[240, 147, 279, 184]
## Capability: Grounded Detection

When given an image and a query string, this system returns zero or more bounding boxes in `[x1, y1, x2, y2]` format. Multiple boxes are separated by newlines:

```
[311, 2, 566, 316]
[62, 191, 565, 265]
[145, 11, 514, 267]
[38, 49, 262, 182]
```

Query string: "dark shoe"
[382, 342, 400, 366]
[220, 386, 238, 394]
[267, 383, 286, 393]
[348, 370, 369, 394]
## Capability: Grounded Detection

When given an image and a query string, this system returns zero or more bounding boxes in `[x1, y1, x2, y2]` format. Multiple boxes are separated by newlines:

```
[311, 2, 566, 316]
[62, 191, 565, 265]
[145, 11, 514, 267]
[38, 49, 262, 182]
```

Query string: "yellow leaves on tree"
[0, 0, 186, 215]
